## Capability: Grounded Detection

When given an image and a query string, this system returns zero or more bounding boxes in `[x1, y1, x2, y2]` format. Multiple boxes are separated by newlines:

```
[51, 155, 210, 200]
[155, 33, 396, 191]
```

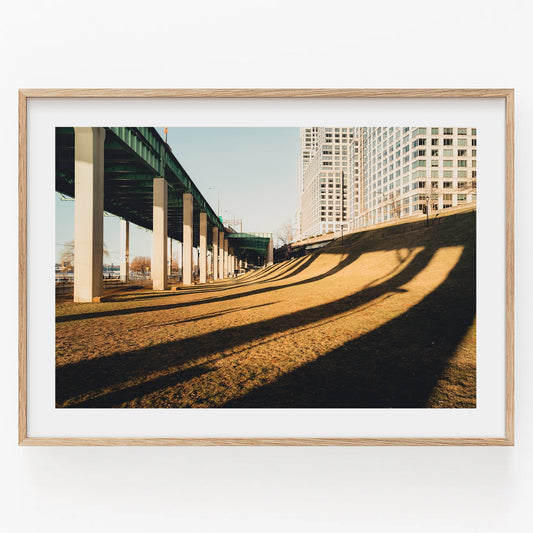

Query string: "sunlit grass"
[56, 212, 476, 408]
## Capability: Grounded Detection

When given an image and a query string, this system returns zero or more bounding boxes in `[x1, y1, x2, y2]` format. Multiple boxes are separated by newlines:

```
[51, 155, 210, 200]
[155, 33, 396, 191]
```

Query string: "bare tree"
[275, 221, 295, 260]
[276, 221, 294, 247]
[60, 240, 109, 272]
[130, 256, 151, 276]
[386, 192, 402, 221]
[60, 240, 74, 272]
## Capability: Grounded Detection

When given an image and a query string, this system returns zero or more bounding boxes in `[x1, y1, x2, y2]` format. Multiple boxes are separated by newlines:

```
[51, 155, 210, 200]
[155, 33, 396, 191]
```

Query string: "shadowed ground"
[56, 210, 476, 408]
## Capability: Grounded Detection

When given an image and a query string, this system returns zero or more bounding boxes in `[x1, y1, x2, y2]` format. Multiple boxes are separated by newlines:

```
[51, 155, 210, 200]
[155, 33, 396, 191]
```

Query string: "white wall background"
[1, 1, 531, 531]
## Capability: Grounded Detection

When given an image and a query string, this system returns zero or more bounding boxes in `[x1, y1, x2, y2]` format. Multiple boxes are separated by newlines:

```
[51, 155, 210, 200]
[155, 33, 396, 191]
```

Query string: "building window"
[443, 138, 453, 146]
[458, 128, 467, 135]
[443, 149, 453, 157]
[431, 149, 438, 156]
[431, 128, 439, 135]
[443, 128, 453, 135]
[457, 149, 467, 157]
[431, 138, 439, 146]
[443, 181, 453, 188]
[443, 160, 453, 167]
[457, 160, 467, 167]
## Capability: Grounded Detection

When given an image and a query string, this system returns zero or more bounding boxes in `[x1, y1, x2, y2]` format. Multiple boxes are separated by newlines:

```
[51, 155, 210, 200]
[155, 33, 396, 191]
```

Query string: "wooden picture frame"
[19, 88, 514, 446]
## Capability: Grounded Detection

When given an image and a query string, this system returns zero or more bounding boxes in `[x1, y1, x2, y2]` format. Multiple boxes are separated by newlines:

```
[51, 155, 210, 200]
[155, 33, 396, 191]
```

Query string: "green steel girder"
[227, 233, 272, 257]
[106, 127, 223, 232]
[55, 127, 238, 249]
[107, 127, 161, 175]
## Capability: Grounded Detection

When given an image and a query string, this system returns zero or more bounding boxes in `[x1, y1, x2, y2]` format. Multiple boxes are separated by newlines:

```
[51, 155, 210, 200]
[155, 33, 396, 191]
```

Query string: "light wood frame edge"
[18, 88, 515, 446]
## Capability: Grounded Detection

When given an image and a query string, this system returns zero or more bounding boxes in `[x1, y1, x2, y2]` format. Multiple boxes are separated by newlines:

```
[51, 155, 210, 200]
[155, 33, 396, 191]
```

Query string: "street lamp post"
[421, 193, 430, 227]
[208, 187, 220, 216]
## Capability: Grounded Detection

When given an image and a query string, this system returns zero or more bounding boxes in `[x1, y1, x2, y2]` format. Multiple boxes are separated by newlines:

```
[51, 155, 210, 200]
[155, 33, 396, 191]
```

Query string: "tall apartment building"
[295, 128, 319, 241]
[296, 126, 477, 239]
[356, 126, 477, 227]
[298, 127, 356, 238]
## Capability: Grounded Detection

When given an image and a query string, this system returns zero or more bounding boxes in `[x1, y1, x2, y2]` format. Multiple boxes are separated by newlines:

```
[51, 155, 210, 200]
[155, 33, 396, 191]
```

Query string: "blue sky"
[56, 127, 300, 263]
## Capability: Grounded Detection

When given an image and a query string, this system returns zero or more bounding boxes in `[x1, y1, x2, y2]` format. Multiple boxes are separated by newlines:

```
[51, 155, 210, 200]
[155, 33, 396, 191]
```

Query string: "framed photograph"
[19, 89, 514, 445]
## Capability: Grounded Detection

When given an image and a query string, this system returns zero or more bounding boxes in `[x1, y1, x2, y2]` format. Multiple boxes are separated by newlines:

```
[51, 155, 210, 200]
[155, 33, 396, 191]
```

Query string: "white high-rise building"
[355, 126, 477, 227]
[299, 127, 355, 238]
[296, 126, 477, 238]
[295, 127, 320, 241]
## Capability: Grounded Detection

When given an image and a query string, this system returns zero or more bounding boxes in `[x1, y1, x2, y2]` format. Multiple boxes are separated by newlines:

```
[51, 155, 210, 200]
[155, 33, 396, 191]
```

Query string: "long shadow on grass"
[63, 364, 214, 408]
[90, 255, 319, 306]
[55, 250, 359, 324]
[225, 242, 475, 408]
[57, 242, 437, 407]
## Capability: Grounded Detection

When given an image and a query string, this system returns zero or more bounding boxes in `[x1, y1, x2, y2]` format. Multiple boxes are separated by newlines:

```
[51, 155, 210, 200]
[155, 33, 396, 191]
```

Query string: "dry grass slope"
[56, 211, 476, 408]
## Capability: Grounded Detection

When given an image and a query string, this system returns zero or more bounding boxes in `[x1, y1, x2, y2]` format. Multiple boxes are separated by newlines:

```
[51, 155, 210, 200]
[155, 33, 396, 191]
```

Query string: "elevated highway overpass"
[56, 127, 273, 301]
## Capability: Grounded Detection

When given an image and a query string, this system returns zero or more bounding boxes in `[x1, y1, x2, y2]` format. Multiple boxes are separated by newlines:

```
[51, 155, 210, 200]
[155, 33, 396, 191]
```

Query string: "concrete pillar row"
[120, 219, 129, 283]
[199, 212, 207, 283]
[218, 232, 225, 279]
[73, 127, 105, 303]
[152, 178, 168, 290]
[182, 192, 193, 285]
[212, 227, 219, 281]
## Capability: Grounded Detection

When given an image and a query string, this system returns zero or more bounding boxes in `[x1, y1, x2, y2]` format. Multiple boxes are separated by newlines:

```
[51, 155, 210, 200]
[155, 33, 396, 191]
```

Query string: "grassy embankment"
[56, 210, 476, 408]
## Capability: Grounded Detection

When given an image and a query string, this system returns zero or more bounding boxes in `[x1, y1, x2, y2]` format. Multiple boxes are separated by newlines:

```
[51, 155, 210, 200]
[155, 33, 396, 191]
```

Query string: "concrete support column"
[218, 232, 225, 279]
[120, 219, 129, 283]
[152, 178, 168, 290]
[267, 237, 274, 266]
[238, 259, 242, 271]
[212, 227, 219, 281]
[223, 239, 229, 278]
[73, 127, 105, 302]
[199, 212, 207, 283]
[182, 192, 193, 285]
